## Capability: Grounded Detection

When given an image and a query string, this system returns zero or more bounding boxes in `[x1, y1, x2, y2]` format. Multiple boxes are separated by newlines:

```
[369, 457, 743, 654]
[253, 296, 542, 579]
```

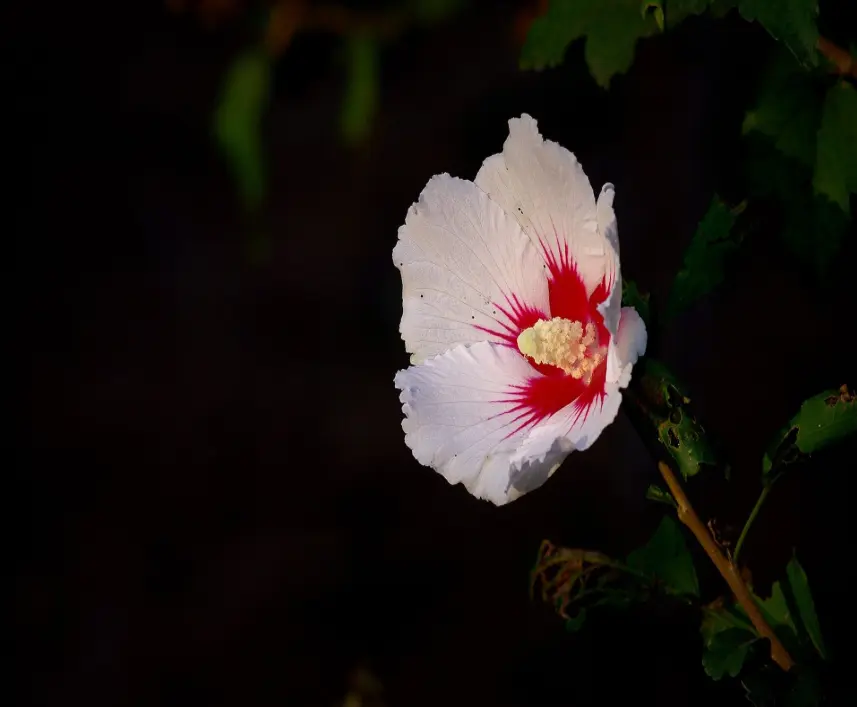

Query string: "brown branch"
[817, 36, 857, 78]
[657, 462, 795, 672]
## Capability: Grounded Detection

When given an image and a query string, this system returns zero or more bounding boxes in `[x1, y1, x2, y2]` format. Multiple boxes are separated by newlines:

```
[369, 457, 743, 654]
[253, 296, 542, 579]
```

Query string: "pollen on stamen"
[517, 317, 604, 383]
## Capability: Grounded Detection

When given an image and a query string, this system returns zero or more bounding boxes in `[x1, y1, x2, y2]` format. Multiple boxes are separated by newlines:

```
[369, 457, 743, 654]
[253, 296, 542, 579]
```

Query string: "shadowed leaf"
[521, 0, 660, 87]
[626, 516, 699, 596]
[667, 197, 743, 318]
[735, 0, 819, 68]
[814, 81, 857, 215]
[786, 557, 827, 659]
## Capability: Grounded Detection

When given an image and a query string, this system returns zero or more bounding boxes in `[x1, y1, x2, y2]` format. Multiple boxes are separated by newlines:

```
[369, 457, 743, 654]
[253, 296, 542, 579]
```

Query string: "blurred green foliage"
[213, 49, 271, 211]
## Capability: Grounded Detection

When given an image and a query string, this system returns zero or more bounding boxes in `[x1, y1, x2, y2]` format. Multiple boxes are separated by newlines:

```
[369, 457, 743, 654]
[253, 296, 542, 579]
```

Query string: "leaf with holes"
[626, 359, 721, 481]
[641, 2, 664, 31]
[762, 385, 857, 483]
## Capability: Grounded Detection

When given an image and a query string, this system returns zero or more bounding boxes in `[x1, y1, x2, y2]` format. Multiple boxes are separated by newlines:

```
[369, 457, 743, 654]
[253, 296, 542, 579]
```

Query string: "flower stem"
[733, 484, 772, 565]
[657, 462, 795, 672]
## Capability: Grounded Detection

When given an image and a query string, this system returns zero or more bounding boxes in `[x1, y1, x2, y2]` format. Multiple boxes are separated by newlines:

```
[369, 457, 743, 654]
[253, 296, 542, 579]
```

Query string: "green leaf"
[742, 49, 822, 168]
[744, 137, 849, 278]
[735, 0, 819, 68]
[667, 196, 742, 318]
[703, 627, 758, 679]
[762, 385, 857, 480]
[740, 50, 852, 277]
[780, 192, 849, 279]
[621, 279, 651, 329]
[213, 50, 271, 210]
[520, 0, 660, 88]
[707, 564, 826, 697]
[713, 559, 826, 659]
[626, 516, 699, 596]
[640, 1, 664, 31]
[341, 35, 380, 145]
[700, 598, 761, 681]
[785, 557, 827, 659]
[626, 359, 721, 480]
[758, 580, 796, 633]
[645, 484, 677, 507]
[814, 82, 857, 216]
[666, 0, 713, 26]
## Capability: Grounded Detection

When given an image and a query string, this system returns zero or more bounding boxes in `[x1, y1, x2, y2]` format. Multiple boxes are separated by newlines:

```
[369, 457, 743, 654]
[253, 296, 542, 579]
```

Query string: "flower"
[393, 115, 647, 505]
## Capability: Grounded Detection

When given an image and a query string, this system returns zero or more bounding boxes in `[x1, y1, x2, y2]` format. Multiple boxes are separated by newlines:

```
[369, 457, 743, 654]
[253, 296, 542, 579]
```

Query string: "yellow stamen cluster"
[516, 317, 604, 383]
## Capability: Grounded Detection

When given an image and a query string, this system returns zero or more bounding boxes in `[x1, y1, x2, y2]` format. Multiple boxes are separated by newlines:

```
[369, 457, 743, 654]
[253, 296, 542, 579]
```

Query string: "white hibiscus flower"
[393, 114, 647, 505]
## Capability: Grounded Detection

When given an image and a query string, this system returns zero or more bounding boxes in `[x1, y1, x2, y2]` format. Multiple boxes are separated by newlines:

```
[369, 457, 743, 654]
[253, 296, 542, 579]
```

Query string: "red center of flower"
[480, 238, 612, 438]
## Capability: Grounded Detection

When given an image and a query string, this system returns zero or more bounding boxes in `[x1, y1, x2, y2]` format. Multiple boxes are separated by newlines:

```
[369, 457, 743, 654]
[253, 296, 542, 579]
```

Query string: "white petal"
[395, 341, 549, 506]
[508, 384, 624, 495]
[475, 114, 619, 297]
[393, 174, 550, 363]
[595, 183, 622, 339]
[608, 306, 648, 387]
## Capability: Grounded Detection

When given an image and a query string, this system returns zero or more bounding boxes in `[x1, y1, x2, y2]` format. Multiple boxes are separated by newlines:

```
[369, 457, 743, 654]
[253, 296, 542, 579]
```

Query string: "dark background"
[14, 1, 856, 705]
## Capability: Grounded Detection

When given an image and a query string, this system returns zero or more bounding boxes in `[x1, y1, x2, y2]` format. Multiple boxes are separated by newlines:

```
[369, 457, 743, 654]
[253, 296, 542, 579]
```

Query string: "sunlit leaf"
[762, 385, 857, 481]
[213, 49, 271, 210]
[341, 35, 380, 145]
[521, 0, 660, 88]
[814, 82, 857, 216]
[626, 516, 699, 597]
[667, 196, 743, 318]
[627, 359, 721, 480]
[735, 0, 819, 68]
